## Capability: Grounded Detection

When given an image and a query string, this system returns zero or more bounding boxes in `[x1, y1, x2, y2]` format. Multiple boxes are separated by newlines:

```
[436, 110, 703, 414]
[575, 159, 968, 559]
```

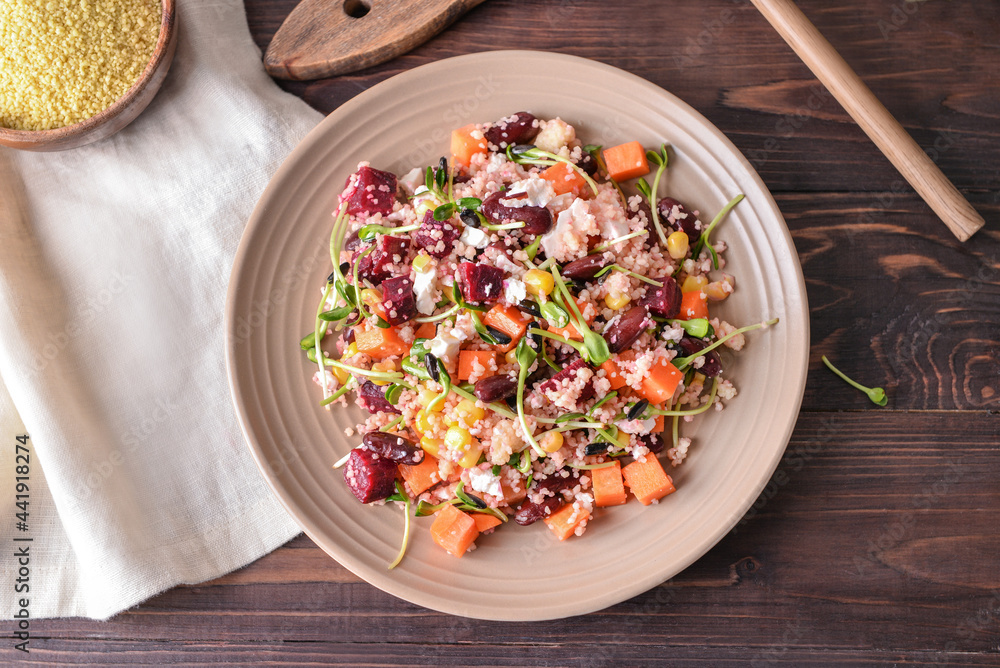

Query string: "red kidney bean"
[513, 472, 578, 525]
[481, 191, 553, 235]
[560, 254, 608, 281]
[603, 305, 649, 353]
[658, 197, 701, 239]
[677, 335, 722, 377]
[474, 374, 518, 403]
[484, 112, 539, 149]
[361, 431, 422, 465]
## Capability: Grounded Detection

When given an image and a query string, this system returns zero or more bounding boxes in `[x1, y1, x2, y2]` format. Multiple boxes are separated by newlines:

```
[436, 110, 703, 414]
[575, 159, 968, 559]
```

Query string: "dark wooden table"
[8, 1, 1000, 665]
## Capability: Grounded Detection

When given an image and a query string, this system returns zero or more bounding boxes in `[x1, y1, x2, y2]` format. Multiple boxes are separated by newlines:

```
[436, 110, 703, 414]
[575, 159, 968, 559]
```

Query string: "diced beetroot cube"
[358, 380, 401, 415]
[343, 166, 397, 217]
[381, 276, 416, 325]
[343, 447, 398, 503]
[538, 358, 594, 401]
[639, 276, 682, 319]
[357, 234, 409, 284]
[412, 210, 459, 258]
[459, 261, 504, 304]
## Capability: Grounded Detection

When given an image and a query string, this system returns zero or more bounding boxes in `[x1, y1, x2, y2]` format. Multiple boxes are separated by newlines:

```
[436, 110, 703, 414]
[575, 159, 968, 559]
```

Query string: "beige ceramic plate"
[226, 50, 809, 621]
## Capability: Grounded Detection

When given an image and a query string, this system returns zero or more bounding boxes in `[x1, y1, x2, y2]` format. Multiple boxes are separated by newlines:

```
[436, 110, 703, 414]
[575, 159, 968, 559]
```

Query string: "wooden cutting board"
[264, 0, 489, 80]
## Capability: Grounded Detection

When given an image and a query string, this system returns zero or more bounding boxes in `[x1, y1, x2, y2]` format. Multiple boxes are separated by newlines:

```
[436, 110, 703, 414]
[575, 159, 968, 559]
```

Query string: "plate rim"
[225, 49, 810, 620]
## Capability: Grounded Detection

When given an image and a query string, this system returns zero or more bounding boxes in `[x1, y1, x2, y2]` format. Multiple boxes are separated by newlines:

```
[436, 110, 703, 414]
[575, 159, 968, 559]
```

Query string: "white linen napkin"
[0, 0, 321, 619]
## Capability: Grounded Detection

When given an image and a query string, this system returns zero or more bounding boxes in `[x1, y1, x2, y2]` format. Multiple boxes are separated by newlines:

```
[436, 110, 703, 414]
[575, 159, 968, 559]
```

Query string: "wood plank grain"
[245, 0, 1000, 194]
[4, 412, 997, 662]
[3, 640, 1000, 667]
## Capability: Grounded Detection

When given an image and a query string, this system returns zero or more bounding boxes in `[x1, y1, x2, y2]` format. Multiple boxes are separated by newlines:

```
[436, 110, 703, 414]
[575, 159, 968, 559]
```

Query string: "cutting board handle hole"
[342, 0, 371, 19]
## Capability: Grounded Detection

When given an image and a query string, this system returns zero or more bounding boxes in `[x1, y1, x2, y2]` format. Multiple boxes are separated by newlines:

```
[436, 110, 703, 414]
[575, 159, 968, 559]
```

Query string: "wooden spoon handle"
[750, 0, 984, 242]
[265, 0, 488, 81]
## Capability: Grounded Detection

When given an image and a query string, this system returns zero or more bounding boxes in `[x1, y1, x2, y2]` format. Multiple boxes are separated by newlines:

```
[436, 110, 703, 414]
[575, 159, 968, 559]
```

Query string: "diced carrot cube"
[458, 350, 497, 381]
[652, 414, 665, 433]
[451, 124, 488, 169]
[430, 504, 479, 557]
[638, 357, 684, 405]
[622, 453, 676, 506]
[539, 162, 587, 196]
[678, 290, 709, 320]
[602, 141, 650, 181]
[354, 321, 411, 360]
[482, 303, 529, 353]
[501, 479, 527, 506]
[415, 322, 437, 339]
[547, 299, 594, 342]
[592, 461, 627, 507]
[544, 502, 592, 540]
[472, 513, 502, 533]
[398, 454, 440, 496]
[600, 351, 635, 391]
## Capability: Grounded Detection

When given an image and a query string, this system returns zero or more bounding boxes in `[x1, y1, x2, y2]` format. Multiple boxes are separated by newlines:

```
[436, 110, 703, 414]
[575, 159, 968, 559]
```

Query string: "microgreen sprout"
[524, 235, 543, 262]
[455, 481, 487, 509]
[636, 143, 670, 246]
[673, 318, 778, 371]
[540, 301, 570, 328]
[313, 281, 335, 401]
[594, 264, 664, 287]
[357, 222, 420, 242]
[470, 310, 500, 345]
[426, 359, 452, 412]
[646, 378, 720, 417]
[591, 229, 648, 252]
[514, 337, 545, 456]
[451, 384, 517, 421]
[691, 193, 744, 270]
[506, 144, 599, 196]
[318, 304, 355, 322]
[415, 303, 461, 323]
[380, 415, 404, 432]
[589, 391, 618, 416]
[669, 318, 713, 339]
[387, 481, 411, 570]
[550, 265, 610, 365]
[567, 461, 616, 470]
[822, 355, 887, 406]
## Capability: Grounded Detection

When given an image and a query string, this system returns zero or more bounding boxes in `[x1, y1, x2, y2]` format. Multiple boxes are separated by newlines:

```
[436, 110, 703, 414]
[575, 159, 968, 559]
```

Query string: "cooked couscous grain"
[0, 0, 162, 131]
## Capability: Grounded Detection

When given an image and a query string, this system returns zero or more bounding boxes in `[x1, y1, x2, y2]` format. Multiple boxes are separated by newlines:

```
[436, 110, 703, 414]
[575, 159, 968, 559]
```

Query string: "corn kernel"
[692, 372, 707, 385]
[523, 269, 555, 297]
[681, 274, 708, 293]
[417, 387, 440, 409]
[455, 399, 486, 423]
[604, 292, 631, 310]
[538, 431, 564, 453]
[413, 253, 434, 274]
[420, 435, 441, 458]
[666, 231, 689, 260]
[330, 365, 350, 386]
[505, 349, 518, 365]
[361, 288, 382, 309]
[343, 343, 359, 359]
[704, 274, 735, 302]
[370, 360, 395, 386]
[457, 442, 483, 468]
[444, 425, 473, 450]
[415, 409, 435, 434]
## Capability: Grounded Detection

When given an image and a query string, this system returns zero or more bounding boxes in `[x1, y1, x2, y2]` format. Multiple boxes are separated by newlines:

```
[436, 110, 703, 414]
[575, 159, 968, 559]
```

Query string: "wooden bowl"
[0, 0, 178, 152]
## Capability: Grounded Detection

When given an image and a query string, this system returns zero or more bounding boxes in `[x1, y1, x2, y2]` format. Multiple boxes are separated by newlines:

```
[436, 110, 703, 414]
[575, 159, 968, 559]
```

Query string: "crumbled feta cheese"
[616, 417, 657, 434]
[427, 327, 462, 363]
[460, 225, 490, 249]
[413, 266, 438, 315]
[399, 167, 424, 195]
[504, 177, 556, 208]
[540, 197, 597, 261]
[504, 277, 526, 304]
[468, 467, 503, 498]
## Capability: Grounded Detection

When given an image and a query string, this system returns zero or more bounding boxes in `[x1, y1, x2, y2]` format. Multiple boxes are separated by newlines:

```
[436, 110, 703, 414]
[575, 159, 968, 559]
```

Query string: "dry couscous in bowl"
[226, 50, 809, 620]
[0, 0, 177, 150]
